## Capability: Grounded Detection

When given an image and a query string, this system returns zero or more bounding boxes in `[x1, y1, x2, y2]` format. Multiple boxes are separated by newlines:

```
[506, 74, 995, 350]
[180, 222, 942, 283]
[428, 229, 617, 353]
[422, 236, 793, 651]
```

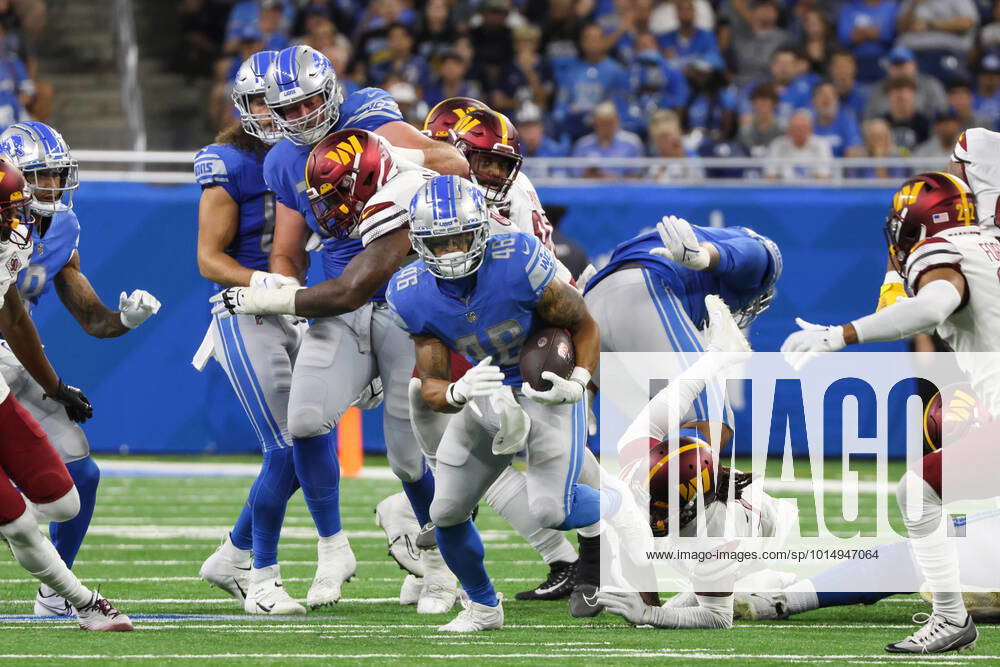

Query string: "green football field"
[0, 456, 993, 665]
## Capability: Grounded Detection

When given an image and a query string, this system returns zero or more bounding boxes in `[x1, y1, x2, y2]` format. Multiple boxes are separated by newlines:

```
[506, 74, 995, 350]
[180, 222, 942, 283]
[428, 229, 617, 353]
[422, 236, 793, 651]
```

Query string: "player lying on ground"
[0, 120, 159, 618]
[781, 171, 997, 654]
[384, 174, 647, 632]
[597, 295, 797, 630]
[0, 159, 131, 631]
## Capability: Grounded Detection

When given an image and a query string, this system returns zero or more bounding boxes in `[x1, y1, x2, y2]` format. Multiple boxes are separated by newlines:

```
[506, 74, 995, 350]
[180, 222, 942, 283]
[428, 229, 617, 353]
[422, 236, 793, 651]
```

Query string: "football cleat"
[308, 532, 357, 608]
[885, 612, 978, 654]
[438, 594, 504, 632]
[732, 591, 790, 620]
[76, 593, 133, 631]
[34, 586, 73, 617]
[400, 574, 422, 605]
[199, 533, 251, 602]
[244, 565, 307, 615]
[375, 492, 424, 576]
[418, 548, 458, 614]
[570, 583, 604, 618]
[515, 560, 576, 601]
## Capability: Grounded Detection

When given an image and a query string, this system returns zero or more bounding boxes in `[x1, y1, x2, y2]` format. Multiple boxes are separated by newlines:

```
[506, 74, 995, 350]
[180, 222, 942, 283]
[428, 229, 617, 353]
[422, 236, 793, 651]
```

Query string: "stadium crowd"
[178, 0, 1000, 180]
[0, 0, 50, 133]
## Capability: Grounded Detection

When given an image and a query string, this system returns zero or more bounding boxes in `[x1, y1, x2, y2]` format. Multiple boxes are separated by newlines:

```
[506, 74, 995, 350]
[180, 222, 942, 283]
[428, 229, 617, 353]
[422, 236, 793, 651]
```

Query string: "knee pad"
[483, 466, 524, 514]
[529, 496, 567, 530]
[388, 457, 425, 484]
[0, 508, 40, 545]
[430, 497, 469, 529]
[35, 486, 80, 523]
[288, 406, 329, 440]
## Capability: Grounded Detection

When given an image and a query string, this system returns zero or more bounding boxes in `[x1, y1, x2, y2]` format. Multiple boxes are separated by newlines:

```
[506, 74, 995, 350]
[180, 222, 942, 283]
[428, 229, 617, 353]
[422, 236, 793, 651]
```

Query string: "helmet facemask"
[464, 146, 522, 203]
[234, 92, 283, 145]
[25, 163, 78, 217]
[270, 81, 343, 146]
[884, 209, 924, 276]
[411, 225, 489, 279]
[0, 192, 34, 249]
[307, 168, 359, 239]
[733, 287, 775, 328]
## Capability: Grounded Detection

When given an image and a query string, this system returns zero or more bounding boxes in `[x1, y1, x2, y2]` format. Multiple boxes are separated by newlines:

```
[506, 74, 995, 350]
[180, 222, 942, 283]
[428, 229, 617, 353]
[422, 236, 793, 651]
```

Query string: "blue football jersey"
[387, 233, 556, 385]
[194, 142, 273, 282]
[262, 87, 404, 298]
[17, 210, 80, 309]
[586, 225, 778, 326]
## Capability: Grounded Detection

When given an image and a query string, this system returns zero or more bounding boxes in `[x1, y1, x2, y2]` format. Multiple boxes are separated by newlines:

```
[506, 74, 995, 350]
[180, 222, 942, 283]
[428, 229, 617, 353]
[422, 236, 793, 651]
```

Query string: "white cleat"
[417, 548, 458, 614]
[199, 533, 251, 602]
[308, 531, 357, 608]
[34, 586, 74, 617]
[375, 492, 424, 577]
[400, 574, 422, 605]
[732, 591, 789, 620]
[885, 612, 978, 654]
[76, 593, 133, 632]
[244, 565, 307, 615]
[438, 595, 504, 632]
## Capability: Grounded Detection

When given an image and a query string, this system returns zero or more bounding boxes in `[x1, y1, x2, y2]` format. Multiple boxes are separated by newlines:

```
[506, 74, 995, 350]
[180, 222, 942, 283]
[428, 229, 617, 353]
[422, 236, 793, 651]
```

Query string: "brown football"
[519, 328, 575, 392]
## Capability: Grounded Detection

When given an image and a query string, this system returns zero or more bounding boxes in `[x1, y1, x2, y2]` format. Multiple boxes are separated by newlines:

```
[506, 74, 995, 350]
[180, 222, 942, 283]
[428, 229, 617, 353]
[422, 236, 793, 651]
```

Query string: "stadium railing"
[73, 152, 947, 186]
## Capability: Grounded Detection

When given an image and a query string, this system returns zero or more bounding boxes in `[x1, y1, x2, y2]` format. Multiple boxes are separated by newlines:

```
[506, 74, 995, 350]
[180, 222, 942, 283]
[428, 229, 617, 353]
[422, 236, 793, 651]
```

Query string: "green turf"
[0, 456, 990, 665]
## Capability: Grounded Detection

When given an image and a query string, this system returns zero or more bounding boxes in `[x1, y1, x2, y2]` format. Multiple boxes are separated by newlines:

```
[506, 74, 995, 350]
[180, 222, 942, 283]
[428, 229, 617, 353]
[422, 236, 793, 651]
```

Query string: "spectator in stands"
[863, 45, 947, 119]
[881, 76, 931, 153]
[0, 26, 30, 131]
[646, 109, 703, 181]
[811, 81, 864, 157]
[738, 82, 783, 157]
[829, 49, 868, 120]
[293, 1, 360, 38]
[766, 109, 833, 180]
[658, 0, 722, 70]
[975, 51, 1000, 121]
[601, 0, 655, 64]
[174, 0, 226, 79]
[799, 8, 834, 75]
[470, 0, 514, 71]
[209, 26, 264, 132]
[896, 0, 979, 83]
[730, 0, 790, 86]
[355, 0, 416, 66]
[553, 23, 629, 141]
[946, 78, 993, 130]
[257, 0, 292, 51]
[533, 0, 589, 75]
[516, 102, 569, 179]
[386, 79, 425, 127]
[0, 18, 46, 122]
[422, 52, 483, 110]
[739, 46, 814, 126]
[682, 59, 739, 141]
[512, 24, 555, 110]
[414, 0, 455, 70]
[624, 31, 689, 135]
[856, 117, 908, 178]
[570, 101, 644, 178]
[224, 0, 293, 55]
[650, 0, 715, 35]
[368, 23, 429, 88]
[837, 0, 899, 83]
[981, 1, 1000, 52]
[913, 108, 963, 158]
[295, 15, 340, 62]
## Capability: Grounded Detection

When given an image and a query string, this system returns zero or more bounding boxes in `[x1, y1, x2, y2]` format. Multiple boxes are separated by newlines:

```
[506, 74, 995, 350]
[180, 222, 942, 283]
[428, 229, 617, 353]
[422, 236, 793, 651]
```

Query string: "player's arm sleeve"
[644, 594, 734, 629]
[339, 88, 405, 131]
[852, 278, 962, 343]
[514, 234, 557, 308]
[709, 231, 772, 291]
[194, 147, 241, 201]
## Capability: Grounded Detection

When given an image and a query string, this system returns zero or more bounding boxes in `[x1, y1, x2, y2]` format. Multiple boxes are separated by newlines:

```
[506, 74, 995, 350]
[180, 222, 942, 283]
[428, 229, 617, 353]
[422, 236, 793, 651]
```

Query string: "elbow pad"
[853, 279, 962, 343]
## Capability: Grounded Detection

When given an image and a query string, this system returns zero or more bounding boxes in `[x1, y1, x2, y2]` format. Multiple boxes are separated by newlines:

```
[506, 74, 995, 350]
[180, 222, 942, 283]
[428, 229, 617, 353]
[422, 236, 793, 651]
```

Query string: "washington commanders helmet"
[0, 160, 34, 248]
[453, 108, 522, 203]
[924, 382, 990, 452]
[304, 129, 396, 239]
[422, 96, 489, 142]
[647, 435, 719, 536]
[885, 172, 977, 275]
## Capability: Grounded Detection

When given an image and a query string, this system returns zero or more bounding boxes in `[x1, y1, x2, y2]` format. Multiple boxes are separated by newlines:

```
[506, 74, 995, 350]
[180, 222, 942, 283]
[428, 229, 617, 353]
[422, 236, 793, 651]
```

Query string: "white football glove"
[650, 215, 710, 270]
[210, 285, 300, 318]
[490, 385, 531, 456]
[446, 356, 505, 408]
[250, 270, 301, 290]
[597, 590, 653, 626]
[521, 367, 590, 406]
[780, 317, 845, 371]
[118, 289, 161, 329]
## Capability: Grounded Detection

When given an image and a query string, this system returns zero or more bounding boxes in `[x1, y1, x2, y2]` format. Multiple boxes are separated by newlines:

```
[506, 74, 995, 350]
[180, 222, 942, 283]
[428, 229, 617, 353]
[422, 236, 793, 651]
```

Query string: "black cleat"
[515, 560, 576, 601]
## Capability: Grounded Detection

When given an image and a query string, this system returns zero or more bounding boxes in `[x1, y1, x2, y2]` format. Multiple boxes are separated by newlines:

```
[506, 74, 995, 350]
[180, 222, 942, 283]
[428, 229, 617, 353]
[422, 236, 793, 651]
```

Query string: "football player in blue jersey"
[383, 175, 647, 632]
[194, 50, 323, 616]
[0, 121, 161, 619]
[221, 44, 468, 610]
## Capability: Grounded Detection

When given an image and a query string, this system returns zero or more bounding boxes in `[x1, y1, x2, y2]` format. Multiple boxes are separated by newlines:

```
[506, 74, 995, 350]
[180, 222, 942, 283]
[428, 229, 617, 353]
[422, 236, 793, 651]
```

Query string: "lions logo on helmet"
[264, 45, 344, 146]
[409, 175, 490, 279]
[0, 121, 78, 217]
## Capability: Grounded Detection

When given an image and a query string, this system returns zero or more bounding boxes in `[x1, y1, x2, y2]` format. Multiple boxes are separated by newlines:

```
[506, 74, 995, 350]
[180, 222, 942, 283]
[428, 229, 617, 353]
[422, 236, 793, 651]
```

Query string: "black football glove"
[44, 380, 93, 423]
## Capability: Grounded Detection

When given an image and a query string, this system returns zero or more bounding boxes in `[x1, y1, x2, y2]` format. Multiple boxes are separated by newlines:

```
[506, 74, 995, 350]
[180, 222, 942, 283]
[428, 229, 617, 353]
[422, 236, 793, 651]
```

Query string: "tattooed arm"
[534, 276, 599, 375]
[55, 250, 129, 338]
[414, 333, 462, 413]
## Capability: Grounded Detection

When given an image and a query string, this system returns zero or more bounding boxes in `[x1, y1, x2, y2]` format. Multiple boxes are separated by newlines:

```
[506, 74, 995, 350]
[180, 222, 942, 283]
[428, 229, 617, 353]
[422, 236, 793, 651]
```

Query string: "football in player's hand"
[519, 327, 575, 392]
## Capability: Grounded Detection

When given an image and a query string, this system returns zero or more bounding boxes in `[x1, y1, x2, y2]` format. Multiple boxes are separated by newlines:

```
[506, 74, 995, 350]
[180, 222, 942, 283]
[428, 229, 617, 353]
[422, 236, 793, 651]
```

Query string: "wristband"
[570, 366, 592, 391]
[250, 284, 302, 316]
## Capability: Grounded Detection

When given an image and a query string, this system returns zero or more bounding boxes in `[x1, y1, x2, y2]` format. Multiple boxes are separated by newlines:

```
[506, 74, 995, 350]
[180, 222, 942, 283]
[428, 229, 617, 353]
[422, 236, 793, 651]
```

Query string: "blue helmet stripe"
[250, 50, 277, 78]
[274, 47, 301, 92]
[32, 122, 62, 156]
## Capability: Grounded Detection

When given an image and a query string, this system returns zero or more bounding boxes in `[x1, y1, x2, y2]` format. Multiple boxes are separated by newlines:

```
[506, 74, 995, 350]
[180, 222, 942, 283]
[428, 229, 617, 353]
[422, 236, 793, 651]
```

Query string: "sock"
[576, 534, 601, 586]
[401, 465, 435, 527]
[252, 447, 299, 568]
[557, 483, 602, 530]
[784, 579, 821, 614]
[1, 512, 93, 609]
[576, 521, 601, 538]
[483, 466, 577, 564]
[898, 471, 966, 624]
[49, 456, 100, 568]
[812, 540, 916, 608]
[230, 475, 260, 552]
[435, 519, 497, 606]
[293, 432, 341, 537]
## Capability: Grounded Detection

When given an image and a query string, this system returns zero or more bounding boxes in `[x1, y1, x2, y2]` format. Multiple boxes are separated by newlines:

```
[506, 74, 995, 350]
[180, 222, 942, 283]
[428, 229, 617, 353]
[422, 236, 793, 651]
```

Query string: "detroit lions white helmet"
[0, 121, 78, 216]
[232, 50, 282, 145]
[409, 175, 490, 279]
[265, 45, 343, 146]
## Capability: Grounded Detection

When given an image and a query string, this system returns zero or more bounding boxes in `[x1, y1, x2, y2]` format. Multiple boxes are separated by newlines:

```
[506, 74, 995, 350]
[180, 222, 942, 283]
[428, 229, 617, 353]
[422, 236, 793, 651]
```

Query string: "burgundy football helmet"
[0, 159, 34, 248]
[422, 96, 489, 142]
[453, 108, 522, 203]
[885, 171, 977, 274]
[304, 129, 396, 239]
[924, 382, 990, 452]
[647, 435, 719, 536]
